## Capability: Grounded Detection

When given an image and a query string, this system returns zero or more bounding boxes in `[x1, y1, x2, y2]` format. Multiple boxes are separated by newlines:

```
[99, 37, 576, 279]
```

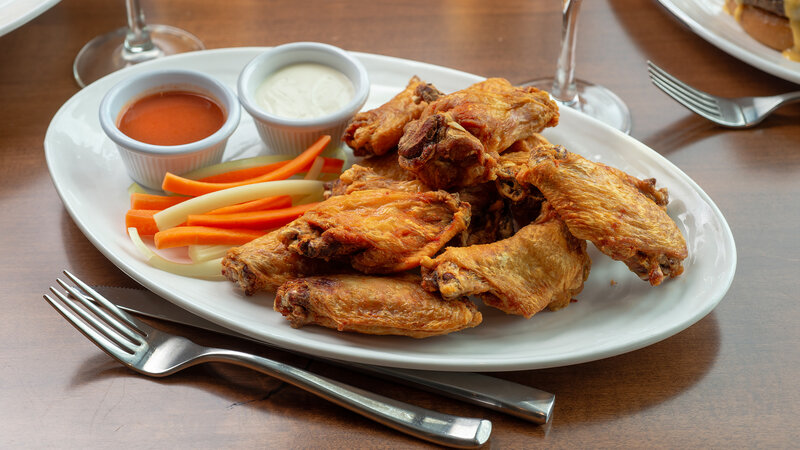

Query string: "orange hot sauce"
[117, 91, 225, 146]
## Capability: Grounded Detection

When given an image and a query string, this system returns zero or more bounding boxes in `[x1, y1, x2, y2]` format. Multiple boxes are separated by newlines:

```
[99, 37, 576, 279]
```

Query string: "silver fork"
[647, 60, 800, 128]
[43, 271, 492, 448]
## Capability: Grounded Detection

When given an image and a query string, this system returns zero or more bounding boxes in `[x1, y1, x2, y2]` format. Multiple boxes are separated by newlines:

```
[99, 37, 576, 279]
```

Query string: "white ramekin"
[237, 42, 369, 155]
[99, 69, 241, 191]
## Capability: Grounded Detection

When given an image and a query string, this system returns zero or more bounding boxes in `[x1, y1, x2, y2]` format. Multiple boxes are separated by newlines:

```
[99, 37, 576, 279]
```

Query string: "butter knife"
[93, 285, 554, 424]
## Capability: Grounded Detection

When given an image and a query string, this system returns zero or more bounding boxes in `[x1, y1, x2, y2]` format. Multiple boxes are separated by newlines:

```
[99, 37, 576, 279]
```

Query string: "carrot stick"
[162, 135, 332, 196]
[130, 193, 190, 210]
[125, 209, 160, 236]
[198, 157, 344, 183]
[205, 195, 292, 215]
[198, 160, 287, 183]
[153, 226, 266, 249]
[185, 202, 318, 229]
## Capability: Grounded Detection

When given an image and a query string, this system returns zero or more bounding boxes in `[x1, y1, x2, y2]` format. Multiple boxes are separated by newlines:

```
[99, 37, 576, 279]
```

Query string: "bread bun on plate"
[724, 0, 800, 61]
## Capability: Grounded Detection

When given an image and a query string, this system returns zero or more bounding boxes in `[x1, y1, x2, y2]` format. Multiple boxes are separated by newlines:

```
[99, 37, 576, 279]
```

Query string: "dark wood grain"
[1, 0, 798, 447]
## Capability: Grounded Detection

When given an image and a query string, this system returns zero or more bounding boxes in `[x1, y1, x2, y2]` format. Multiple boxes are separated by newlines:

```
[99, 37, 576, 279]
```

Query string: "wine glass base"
[73, 24, 205, 88]
[523, 78, 632, 134]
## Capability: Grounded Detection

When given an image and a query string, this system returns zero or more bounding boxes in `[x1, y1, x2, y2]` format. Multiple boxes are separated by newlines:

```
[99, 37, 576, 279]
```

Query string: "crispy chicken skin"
[279, 188, 470, 274]
[398, 78, 559, 189]
[357, 148, 417, 181]
[325, 164, 428, 198]
[343, 76, 443, 157]
[518, 145, 687, 286]
[274, 274, 482, 338]
[420, 78, 559, 154]
[420, 207, 591, 319]
[326, 167, 511, 246]
[222, 230, 338, 296]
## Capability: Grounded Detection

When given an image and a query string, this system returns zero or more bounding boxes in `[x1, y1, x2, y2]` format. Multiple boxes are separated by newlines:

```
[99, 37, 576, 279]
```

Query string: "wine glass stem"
[551, 0, 582, 106]
[124, 0, 155, 55]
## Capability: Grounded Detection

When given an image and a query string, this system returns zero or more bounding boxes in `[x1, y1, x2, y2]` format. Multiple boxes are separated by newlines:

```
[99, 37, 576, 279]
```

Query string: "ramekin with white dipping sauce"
[237, 42, 369, 155]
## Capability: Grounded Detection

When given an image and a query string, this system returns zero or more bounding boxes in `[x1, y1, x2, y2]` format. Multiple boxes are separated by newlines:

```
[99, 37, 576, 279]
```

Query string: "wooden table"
[2, 0, 798, 447]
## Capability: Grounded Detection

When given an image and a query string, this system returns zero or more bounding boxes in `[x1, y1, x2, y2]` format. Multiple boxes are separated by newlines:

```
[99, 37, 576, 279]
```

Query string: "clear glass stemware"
[523, 0, 632, 134]
[73, 0, 204, 88]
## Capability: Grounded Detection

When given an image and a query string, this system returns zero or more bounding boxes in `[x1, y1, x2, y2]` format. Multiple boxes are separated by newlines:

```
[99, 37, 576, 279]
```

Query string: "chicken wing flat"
[325, 164, 428, 198]
[327, 166, 510, 246]
[518, 145, 687, 286]
[420, 207, 591, 319]
[343, 76, 443, 157]
[397, 78, 559, 189]
[274, 274, 482, 338]
[279, 188, 470, 274]
[222, 230, 339, 295]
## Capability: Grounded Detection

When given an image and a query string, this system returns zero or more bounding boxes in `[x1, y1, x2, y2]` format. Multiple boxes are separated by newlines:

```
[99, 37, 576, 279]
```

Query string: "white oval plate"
[45, 47, 736, 371]
[656, 0, 800, 84]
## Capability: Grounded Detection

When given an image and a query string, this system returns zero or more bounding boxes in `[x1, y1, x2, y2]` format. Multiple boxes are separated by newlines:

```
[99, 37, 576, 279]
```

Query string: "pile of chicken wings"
[221, 76, 688, 338]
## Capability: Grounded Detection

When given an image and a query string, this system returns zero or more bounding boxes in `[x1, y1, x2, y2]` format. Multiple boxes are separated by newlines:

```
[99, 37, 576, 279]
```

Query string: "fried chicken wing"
[279, 188, 470, 274]
[222, 230, 339, 295]
[398, 112, 495, 189]
[358, 148, 416, 181]
[274, 274, 482, 338]
[420, 207, 591, 318]
[518, 145, 687, 286]
[325, 164, 428, 198]
[343, 76, 443, 157]
[398, 78, 559, 189]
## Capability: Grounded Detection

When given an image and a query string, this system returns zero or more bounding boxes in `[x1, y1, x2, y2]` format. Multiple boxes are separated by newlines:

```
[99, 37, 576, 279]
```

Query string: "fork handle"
[198, 348, 492, 448]
[760, 91, 800, 111]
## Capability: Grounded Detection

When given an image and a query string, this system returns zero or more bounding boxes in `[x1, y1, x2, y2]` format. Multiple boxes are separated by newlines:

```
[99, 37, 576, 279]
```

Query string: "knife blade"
[92, 285, 554, 424]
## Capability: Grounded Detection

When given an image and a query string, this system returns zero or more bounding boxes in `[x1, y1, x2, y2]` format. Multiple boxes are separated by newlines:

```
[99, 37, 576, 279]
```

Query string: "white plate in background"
[656, 0, 800, 84]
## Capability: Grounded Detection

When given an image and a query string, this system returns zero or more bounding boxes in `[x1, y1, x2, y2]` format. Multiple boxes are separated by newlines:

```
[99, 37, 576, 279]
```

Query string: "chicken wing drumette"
[398, 78, 559, 189]
[222, 230, 340, 296]
[343, 76, 442, 157]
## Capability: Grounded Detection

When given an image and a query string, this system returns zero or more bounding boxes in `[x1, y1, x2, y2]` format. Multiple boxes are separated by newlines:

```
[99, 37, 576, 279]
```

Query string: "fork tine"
[649, 70, 721, 116]
[647, 61, 720, 108]
[647, 64, 724, 120]
[48, 286, 139, 353]
[648, 71, 722, 116]
[58, 279, 143, 343]
[44, 292, 137, 362]
[63, 270, 149, 334]
[650, 77, 726, 121]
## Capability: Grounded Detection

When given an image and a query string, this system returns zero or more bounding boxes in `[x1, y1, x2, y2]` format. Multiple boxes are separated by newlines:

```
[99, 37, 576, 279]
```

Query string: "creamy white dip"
[255, 63, 355, 119]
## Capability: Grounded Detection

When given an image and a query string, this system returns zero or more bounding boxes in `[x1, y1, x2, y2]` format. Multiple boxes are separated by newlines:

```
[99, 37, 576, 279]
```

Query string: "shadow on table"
[490, 312, 719, 429]
[641, 112, 800, 157]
